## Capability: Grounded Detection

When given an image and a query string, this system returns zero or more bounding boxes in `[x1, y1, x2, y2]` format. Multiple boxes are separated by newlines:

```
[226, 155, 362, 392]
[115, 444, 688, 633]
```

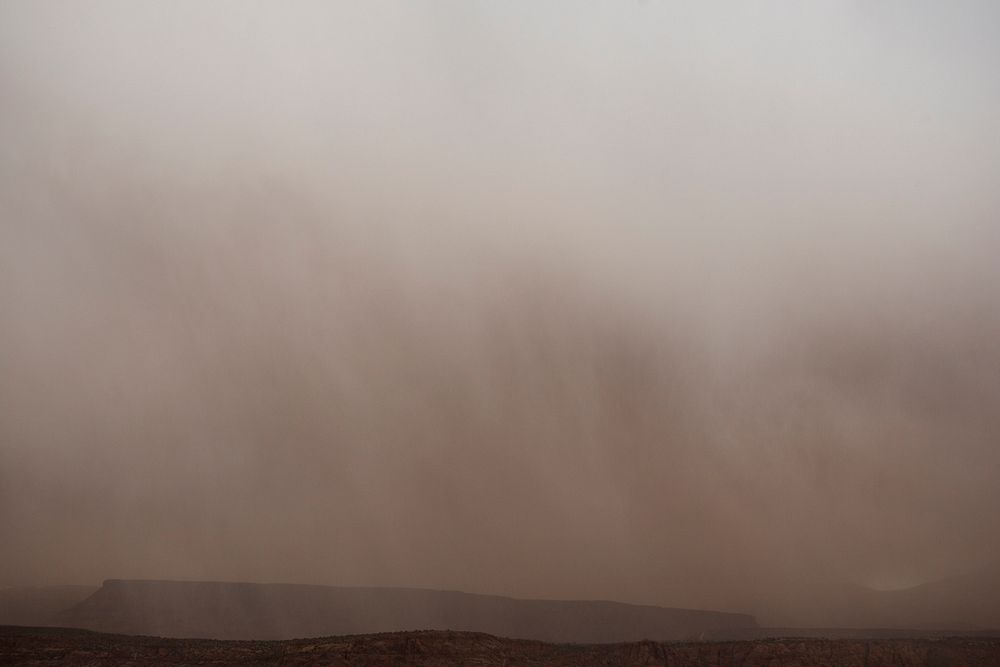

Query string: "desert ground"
[5, 625, 1000, 666]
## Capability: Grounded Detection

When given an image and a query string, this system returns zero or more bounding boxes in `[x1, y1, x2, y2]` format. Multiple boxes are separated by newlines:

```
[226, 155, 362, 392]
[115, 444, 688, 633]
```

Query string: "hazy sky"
[2, 1, 999, 625]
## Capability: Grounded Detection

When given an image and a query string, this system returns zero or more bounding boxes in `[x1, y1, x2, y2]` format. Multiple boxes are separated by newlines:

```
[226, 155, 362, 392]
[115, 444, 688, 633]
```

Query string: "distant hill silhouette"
[55, 579, 757, 642]
[0, 585, 97, 627]
[755, 562, 1000, 631]
[7, 566, 997, 642]
[859, 562, 1000, 630]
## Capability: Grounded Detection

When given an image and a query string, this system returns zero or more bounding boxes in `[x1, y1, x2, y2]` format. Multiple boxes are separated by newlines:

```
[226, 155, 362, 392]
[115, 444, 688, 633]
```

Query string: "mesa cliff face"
[56, 579, 757, 642]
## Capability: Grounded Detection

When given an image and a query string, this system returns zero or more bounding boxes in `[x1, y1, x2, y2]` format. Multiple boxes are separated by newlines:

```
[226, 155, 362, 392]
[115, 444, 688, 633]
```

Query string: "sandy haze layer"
[1, 1, 999, 627]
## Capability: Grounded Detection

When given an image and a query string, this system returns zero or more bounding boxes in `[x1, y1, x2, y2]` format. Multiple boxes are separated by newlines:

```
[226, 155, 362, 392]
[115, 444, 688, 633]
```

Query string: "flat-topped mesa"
[57, 579, 757, 642]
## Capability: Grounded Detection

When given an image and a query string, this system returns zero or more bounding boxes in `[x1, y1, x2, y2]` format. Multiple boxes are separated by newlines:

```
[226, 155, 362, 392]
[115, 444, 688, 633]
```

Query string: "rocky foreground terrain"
[3, 625, 1000, 666]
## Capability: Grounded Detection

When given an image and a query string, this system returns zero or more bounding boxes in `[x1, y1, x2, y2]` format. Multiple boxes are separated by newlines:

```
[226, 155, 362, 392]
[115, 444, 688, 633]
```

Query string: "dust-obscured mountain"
[758, 563, 1000, 631]
[861, 563, 1000, 630]
[0, 585, 98, 627]
[11, 565, 998, 642]
[55, 579, 757, 642]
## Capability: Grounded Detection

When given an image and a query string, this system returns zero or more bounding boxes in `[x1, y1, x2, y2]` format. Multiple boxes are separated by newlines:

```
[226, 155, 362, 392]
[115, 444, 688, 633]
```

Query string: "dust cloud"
[2, 1, 999, 625]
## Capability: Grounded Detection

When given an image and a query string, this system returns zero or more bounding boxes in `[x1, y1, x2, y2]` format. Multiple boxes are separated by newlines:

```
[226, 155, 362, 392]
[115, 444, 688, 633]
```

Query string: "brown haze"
[1, 1, 999, 627]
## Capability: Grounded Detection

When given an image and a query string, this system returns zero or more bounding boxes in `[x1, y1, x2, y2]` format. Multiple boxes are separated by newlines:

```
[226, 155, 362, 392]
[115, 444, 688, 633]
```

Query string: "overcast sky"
[2, 1, 999, 624]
